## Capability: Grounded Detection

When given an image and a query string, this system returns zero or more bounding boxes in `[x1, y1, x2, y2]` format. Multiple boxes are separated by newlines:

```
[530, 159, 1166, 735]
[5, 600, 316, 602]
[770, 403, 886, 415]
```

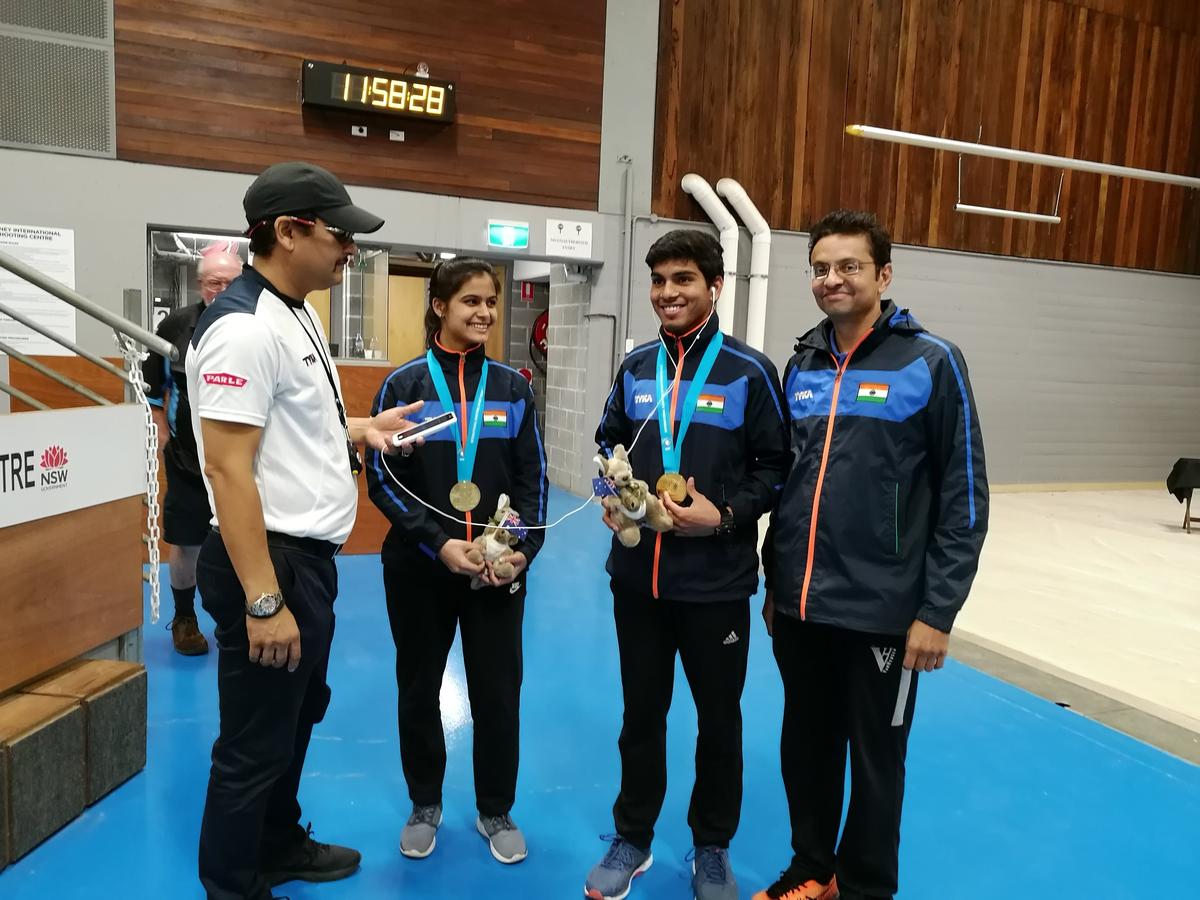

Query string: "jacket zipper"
[457, 352, 473, 542]
[798, 330, 871, 619]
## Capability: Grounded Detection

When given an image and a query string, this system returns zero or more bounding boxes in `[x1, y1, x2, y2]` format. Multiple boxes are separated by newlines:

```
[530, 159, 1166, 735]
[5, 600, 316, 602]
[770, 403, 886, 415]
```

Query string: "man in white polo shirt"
[187, 161, 423, 900]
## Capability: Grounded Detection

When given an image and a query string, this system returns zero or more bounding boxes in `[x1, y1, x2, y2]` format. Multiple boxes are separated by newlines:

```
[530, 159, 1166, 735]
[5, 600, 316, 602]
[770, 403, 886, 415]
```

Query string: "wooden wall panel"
[6, 357, 126, 413]
[653, 0, 1200, 274]
[114, 0, 605, 209]
[0, 497, 143, 695]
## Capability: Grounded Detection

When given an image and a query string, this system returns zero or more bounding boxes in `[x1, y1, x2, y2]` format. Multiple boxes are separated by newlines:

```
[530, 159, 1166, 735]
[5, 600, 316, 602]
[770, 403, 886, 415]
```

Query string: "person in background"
[143, 246, 242, 655]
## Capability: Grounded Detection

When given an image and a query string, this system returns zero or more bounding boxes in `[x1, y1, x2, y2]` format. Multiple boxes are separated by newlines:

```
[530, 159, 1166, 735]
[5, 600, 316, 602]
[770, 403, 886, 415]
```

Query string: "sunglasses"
[287, 216, 356, 246]
[246, 216, 355, 246]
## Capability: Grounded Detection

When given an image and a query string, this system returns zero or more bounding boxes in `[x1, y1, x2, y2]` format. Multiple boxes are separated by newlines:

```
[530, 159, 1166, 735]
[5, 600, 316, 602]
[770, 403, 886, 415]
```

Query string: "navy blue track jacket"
[596, 314, 790, 603]
[366, 341, 548, 568]
[764, 300, 988, 634]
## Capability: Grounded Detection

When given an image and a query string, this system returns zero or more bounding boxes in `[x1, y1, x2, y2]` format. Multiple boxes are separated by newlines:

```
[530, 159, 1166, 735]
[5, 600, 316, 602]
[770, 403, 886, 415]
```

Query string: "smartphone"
[392, 411, 457, 447]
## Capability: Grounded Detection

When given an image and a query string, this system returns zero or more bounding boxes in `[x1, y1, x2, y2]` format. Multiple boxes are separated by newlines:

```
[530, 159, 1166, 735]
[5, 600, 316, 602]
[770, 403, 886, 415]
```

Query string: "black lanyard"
[285, 302, 363, 476]
[287, 304, 349, 430]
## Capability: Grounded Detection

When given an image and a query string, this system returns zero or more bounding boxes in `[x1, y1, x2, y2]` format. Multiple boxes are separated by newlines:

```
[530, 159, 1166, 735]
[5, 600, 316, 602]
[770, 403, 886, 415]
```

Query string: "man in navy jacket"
[585, 230, 790, 900]
[753, 210, 988, 900]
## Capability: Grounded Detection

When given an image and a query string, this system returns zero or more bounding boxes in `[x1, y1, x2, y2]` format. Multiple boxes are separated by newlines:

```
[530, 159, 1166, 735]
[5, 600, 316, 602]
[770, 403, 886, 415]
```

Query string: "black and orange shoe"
[751, 867, 838, 900]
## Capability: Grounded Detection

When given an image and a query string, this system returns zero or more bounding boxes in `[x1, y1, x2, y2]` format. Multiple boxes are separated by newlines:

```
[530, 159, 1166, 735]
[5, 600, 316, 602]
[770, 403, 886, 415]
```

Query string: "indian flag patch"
[696, 393, 725, 414]
[483, 409, 507, 427]
[857, 382, 889, 404]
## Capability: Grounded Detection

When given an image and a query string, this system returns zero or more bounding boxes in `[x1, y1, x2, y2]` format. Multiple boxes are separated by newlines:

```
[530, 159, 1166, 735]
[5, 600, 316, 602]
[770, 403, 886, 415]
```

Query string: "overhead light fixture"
[439, 251, 456, 259]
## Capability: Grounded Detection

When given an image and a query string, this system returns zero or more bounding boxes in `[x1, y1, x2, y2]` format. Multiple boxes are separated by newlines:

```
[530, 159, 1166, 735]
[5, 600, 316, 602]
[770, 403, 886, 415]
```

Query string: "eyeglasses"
[288, 216, 356, 246]
[808, 259, 876, 280]
[200, 277, 233, 290]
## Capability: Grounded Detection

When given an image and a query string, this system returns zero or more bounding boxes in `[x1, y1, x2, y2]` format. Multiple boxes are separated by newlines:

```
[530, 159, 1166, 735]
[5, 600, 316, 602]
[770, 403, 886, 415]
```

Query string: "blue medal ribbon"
[655, 331, 723, 474]
[426, 349, 489, 485]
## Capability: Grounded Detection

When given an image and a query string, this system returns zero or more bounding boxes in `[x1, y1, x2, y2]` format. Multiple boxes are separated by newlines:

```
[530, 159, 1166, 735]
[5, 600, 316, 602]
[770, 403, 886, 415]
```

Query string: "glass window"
[322, 246, 389, 360]
[147, 228, 248, 330]
[146, 228, 389, 360]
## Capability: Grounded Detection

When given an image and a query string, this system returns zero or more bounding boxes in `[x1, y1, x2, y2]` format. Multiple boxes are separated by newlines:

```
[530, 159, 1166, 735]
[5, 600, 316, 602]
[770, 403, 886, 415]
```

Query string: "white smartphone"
[392, 411, 457, 447]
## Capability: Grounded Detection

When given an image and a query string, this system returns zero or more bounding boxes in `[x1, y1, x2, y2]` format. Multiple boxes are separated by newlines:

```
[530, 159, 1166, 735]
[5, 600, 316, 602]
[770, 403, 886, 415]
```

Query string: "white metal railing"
[0, 247, 177, 623]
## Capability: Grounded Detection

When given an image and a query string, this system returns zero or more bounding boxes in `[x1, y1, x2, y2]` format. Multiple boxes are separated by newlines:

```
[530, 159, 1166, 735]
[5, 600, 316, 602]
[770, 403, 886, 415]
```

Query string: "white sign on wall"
[545, 218, 594, 259]
[0, 405, 146, 529]
[0, 223, 77, 356]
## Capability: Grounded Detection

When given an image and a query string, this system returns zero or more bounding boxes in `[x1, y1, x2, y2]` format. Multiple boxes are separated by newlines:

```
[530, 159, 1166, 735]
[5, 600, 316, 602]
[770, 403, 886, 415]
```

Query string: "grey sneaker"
[399, 804, 442, 859]
[476, 813, 527, 864]
[584, 835, 653, 900]
[689, 845, 737, 900]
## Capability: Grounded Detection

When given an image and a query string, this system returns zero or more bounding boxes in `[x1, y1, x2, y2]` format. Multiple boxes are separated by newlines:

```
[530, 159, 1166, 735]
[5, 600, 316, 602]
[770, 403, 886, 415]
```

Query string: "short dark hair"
[645, 229, 724, 286]
[807, 209, 892, 268]
[423, 257, 502, 348]
[247, 213, 312, 259]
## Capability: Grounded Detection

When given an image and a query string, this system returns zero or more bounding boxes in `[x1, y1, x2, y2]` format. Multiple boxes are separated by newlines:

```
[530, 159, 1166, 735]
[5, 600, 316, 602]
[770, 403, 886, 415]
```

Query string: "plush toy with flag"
[465, 493, 522, 589]
[593, 444, 674, 548]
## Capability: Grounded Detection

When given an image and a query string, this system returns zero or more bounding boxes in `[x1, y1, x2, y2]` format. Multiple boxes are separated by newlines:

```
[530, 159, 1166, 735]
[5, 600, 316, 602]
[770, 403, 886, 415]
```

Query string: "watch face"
[248, 592, 283, 617]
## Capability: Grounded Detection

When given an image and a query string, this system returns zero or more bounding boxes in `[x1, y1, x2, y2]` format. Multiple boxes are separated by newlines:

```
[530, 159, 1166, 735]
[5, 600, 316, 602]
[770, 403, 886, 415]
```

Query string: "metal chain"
[118, 334, 162, 624]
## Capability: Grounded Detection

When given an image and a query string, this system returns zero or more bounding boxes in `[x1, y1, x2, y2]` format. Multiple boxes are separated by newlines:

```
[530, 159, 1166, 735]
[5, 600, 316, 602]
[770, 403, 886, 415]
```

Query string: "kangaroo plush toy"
[594, 444, 674, 548]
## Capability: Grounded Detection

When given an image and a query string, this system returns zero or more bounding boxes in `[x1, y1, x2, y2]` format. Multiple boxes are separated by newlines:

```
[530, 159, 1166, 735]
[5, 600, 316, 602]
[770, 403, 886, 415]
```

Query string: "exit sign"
[487, 219, 529, 250]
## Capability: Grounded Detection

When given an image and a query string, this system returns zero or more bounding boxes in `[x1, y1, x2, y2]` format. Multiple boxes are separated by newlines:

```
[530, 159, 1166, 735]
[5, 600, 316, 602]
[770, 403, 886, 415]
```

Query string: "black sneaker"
[261, 823, 361, 886]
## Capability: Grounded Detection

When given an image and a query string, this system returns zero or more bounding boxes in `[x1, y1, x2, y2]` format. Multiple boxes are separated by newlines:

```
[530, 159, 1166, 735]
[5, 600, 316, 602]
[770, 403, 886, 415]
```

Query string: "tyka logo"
[39, 444, 70, 490]
[794, 389, 814, 402]
[301, 353, 318, 367]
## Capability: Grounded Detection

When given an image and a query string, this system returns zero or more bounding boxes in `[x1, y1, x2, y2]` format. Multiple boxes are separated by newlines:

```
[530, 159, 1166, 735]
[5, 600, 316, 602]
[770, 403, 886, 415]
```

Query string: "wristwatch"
[713, 506, 736, 536]
[246, 591, 285, 619]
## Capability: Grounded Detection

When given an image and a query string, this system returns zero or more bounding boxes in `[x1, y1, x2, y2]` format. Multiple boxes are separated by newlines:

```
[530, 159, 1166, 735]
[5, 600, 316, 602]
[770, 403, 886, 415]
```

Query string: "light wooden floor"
[956, 489, 1200, 733]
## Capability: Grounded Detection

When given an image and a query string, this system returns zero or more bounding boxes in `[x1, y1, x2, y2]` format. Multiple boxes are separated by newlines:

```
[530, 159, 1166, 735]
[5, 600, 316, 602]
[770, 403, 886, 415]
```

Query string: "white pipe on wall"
[715, 178, 771, 351]
[846, 124, 1200, 190]
[681, 173, 738, 330]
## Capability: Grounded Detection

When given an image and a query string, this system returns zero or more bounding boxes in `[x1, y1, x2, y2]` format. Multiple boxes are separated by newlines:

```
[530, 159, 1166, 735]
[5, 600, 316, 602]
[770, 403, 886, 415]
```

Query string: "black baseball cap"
[243, 161, 384, 235]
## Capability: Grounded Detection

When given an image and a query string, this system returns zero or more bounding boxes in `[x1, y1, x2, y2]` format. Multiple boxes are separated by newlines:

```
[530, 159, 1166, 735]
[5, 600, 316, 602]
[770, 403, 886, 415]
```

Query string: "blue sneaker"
[690, 845, 738, 900]
[584, 835, 653, 900]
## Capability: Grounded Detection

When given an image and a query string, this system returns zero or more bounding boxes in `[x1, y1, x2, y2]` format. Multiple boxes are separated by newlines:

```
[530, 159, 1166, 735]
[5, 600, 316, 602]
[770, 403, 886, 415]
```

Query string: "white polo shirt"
[185, 266, 358, 545]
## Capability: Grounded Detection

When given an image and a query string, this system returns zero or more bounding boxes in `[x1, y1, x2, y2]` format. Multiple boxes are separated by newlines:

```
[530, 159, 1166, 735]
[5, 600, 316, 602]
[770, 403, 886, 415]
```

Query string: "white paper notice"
[545, 218, 594, 259]
[0, 223, 77, 356]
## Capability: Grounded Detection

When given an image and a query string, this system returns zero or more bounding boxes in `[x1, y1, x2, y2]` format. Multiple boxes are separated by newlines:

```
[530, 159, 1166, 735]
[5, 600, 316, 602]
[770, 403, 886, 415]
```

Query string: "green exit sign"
[487, 220, 530, 250]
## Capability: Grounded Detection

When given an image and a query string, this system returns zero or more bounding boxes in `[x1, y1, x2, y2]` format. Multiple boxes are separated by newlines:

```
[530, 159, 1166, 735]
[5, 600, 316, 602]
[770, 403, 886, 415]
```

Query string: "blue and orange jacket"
[596, 314, 791, 603]
[366, 340, 548, 569]
[764, 300, 989, 634]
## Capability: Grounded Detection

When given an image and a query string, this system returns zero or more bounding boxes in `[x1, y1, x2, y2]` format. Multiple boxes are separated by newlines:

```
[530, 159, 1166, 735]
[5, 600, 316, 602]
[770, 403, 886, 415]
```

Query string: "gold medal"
[449, 480, 481, 512]
[656, 472, 687, 503]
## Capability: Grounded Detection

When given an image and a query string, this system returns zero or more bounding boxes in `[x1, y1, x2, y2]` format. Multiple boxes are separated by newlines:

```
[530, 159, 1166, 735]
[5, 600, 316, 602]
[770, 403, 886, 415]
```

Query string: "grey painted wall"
[597, 0, 659, 216]
[0, 147, 614, 357]
[628, 217, 1200, 485]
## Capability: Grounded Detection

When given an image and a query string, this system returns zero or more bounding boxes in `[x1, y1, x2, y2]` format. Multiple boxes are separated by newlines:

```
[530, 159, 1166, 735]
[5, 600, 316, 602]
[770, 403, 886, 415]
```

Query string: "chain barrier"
[118, 334, 162, 624]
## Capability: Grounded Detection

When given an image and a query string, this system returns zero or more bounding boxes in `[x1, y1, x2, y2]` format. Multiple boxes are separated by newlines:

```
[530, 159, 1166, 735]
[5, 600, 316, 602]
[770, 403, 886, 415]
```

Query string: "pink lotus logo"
[40, 445, 68, 469]
[203, 372, 248, 388]
[39, 444, 69, 488]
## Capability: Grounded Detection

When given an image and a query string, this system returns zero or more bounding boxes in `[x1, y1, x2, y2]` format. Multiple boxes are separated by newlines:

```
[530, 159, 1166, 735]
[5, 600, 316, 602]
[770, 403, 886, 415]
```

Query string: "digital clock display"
[301, 60, 456, 122]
